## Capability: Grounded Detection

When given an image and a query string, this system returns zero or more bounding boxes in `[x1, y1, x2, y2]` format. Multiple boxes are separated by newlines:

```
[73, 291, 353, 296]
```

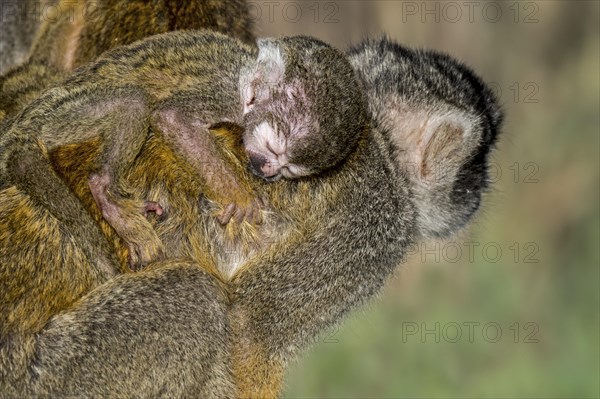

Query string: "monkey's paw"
[126, 230, 166, 271]
[89, 174, 165, 270]
[124, 201, 166, 271]
[217, 198, 264, 226]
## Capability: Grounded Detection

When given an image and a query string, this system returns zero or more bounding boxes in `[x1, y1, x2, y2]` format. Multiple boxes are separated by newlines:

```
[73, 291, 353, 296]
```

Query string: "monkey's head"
[239, 36, 368, 181]
[348, 37, 503, 239]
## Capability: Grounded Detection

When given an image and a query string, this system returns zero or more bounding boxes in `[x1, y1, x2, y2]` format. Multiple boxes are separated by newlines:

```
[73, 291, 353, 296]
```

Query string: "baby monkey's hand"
[217, 197, 264, 225]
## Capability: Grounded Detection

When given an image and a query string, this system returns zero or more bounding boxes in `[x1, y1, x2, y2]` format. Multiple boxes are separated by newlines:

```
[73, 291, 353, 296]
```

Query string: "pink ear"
[386, 110, 477, 186]
[387, 109, 484, 238]
[417, 117, 471, 183]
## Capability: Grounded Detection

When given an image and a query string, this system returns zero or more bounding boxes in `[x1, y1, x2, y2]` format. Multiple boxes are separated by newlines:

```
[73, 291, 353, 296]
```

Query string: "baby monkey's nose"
[248, 154, 281, 180]
[248, 154, 265, 176]
[261, 161, 281, 178]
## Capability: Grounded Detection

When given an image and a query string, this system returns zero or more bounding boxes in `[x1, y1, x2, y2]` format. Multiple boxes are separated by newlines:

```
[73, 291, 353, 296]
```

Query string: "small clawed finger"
[233, 206, 245, 224]
[218, 203, 236, 225]
[253, 203, 264, 224]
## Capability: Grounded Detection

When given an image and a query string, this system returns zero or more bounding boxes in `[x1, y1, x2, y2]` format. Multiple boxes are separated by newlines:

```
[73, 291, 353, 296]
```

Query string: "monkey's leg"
[1, 86, 162, 271]
[153, 105, 263, 225]
[79, 88, 165, 269]
[0, 136, 119, 279]
[88, 170, 165, 271]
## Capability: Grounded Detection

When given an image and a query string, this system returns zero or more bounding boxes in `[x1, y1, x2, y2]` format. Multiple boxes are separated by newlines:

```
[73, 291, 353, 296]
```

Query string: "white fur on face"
[256, 40, 285, 78]
[240, 39, 287, 115]
[244, 121, 313, 179]
[253, 121, 287, 157]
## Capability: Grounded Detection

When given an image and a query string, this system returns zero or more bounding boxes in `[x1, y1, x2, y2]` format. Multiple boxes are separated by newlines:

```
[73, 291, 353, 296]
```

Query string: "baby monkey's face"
[242, 79, 318, 182]
[240, 35, 367, 182]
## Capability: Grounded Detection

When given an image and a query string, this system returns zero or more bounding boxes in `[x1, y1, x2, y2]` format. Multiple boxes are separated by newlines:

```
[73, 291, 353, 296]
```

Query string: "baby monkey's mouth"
[249, 167, 282, 182]
[243, 120, 310, 181]
[246, 150, 312, 181]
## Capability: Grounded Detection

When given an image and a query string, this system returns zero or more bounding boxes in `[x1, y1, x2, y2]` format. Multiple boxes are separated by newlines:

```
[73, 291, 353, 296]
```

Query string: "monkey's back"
[67, 30, 257, 109]
[70, 0, 255, 68]
[3, 31, 257, 151]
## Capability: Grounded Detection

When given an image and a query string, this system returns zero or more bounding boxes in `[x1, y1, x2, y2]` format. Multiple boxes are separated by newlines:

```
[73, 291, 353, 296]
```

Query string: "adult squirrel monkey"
[0, 7, 502, 397]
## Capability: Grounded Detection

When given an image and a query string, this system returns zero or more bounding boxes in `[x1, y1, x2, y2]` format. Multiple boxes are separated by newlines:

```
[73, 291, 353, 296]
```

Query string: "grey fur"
[0, 30, 365, 270]
[0, 36, 502, 396]
[0, 0, 41, 74]
[1, 260, 234, 398]
[348, 37, 503, 238]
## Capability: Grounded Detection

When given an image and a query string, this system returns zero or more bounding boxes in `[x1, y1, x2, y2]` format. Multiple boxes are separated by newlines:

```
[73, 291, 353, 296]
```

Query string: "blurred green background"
[255, 1, 599, 397]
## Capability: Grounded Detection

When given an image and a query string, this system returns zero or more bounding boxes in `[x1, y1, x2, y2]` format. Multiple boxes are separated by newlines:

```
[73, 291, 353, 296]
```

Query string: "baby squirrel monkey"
[0, 30, 365, 269]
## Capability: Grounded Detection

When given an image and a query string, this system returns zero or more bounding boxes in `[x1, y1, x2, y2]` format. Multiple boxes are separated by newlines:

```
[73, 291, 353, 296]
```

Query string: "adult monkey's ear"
[348, 37, 503, 239]
[398, 105, 499, 239]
